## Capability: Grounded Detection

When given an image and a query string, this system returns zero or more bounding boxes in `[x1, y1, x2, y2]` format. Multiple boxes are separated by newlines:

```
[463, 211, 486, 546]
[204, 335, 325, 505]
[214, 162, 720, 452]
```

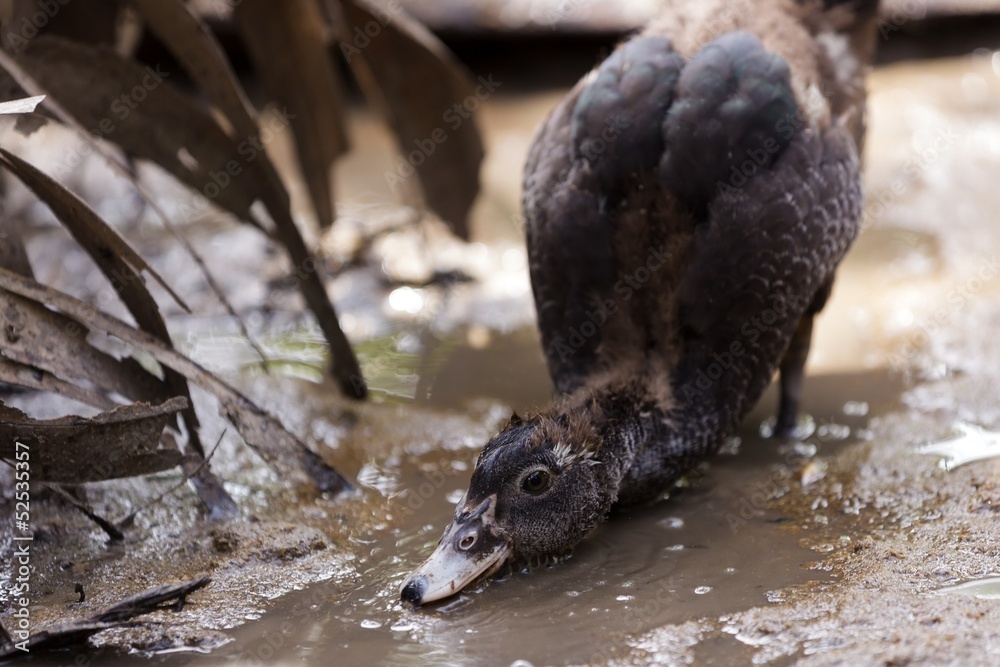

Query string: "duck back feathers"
[523, 0, 873, 500]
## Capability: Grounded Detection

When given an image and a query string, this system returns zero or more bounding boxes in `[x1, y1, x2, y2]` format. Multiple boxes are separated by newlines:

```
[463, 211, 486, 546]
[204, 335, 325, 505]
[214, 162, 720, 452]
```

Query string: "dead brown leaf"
[121, 0, 350, 398]
[0, 358, 117, 410]
[0, 267, 352, 494]
[1, 31, 365, 400]
[0, 147, 187, 315]
[235, 0, 348, 231]
[126, 0, 259, 140]
[0, 214, 137, 408]
[0, 397, 190, 483]
[0, 289, 168, 403]
[44, 483, 125, 540]
[0, 93, 42, 114]
[337, 0, 484, 239]
[0, 217, 35, 278]
[0, 147, 235, 514]
[13, 36, 260, 225]
[5, 0, 121, 53]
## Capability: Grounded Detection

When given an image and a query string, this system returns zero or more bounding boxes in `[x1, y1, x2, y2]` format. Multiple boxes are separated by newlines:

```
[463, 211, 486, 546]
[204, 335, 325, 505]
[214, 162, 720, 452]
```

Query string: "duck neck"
[556, 361, 734, 507]
[552, 372, 675, 507]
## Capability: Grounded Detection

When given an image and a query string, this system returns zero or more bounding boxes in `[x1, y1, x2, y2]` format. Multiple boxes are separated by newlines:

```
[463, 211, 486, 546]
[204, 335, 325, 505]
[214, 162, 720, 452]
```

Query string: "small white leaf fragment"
[0, 94, 45, 114]
[801, 459, 828, 487]
[919, 422, 1000, 471]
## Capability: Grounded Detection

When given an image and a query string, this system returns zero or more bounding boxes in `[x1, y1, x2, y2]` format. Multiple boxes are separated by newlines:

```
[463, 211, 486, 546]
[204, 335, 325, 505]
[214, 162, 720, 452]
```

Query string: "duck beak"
[399, 495, 511, 605]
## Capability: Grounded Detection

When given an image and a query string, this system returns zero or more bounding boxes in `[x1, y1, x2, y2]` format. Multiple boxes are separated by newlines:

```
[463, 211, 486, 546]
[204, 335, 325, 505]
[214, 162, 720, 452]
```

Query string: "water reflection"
[919, 422, 1000, 470]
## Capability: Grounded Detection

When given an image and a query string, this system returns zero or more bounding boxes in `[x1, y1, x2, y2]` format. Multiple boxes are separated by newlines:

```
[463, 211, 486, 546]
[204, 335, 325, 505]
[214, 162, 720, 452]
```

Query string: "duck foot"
[771, 415, 813, 441]
[762, 413, 815, 441]
[772, 420, 799, 440]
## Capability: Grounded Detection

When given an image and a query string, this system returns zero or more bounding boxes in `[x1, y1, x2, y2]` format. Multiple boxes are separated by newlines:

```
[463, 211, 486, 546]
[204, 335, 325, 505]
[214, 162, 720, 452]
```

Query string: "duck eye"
[521, 469, 551, 495]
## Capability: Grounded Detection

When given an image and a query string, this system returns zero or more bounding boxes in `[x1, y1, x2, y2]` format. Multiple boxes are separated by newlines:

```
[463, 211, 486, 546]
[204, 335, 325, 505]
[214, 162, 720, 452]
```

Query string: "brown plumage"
[402, 0, 880, 605]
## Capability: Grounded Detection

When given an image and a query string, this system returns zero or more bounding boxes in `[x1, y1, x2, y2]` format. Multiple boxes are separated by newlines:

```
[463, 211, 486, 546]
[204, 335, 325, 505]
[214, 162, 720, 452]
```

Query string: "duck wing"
[523, 30, 862, 407]
[523, 35, 686, 394]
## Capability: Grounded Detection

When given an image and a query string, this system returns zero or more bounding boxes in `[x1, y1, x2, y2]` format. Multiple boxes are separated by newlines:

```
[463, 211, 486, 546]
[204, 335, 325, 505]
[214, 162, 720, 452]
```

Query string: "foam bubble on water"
[817, 423, 851, 441]
[719, 436, 742, 456]
[843, 401, 870, 416]
[387, 287, 425, 315]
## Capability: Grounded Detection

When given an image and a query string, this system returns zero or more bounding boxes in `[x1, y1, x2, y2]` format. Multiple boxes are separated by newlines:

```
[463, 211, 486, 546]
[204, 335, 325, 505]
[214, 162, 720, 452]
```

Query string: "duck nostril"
[458, 534, 476, 550]
[400, 576, 426, 604]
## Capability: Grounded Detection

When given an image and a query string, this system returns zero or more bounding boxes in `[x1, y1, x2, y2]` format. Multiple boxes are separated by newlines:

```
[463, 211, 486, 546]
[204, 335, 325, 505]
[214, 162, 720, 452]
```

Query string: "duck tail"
[567, 35, 686, 199]
[658, 31, 798, 217]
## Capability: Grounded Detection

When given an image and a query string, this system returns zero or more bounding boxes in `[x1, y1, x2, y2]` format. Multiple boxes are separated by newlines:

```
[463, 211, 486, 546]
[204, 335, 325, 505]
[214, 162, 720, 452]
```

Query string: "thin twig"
[116, 429, 228, 530]
[44, 484, 125, 541]
[0, 49, 270, 369]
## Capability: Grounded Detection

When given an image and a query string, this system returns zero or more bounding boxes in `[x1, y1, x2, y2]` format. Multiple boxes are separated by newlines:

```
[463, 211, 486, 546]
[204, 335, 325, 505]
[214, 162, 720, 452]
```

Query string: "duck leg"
[774, 278, 834, 437]
[775, 316, 813, 437]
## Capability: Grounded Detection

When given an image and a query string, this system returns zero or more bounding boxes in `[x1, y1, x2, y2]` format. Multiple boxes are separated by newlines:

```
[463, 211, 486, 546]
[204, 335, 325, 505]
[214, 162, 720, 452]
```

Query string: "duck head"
[400, 410, 623, 605]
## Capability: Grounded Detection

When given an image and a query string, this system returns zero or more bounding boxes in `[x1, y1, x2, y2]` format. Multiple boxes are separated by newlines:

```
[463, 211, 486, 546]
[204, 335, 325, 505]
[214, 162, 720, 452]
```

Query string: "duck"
[401, 0, 880, 605]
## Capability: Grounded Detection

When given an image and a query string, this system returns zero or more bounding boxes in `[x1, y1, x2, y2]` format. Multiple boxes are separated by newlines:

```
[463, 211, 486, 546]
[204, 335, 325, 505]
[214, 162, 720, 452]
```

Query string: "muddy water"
[134, 345, 895, 667]
[239, 391, 893, 667]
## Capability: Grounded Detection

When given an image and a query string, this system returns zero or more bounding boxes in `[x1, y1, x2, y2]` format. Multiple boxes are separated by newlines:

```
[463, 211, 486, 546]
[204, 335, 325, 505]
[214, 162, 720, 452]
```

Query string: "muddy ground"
[1, 39, 999, 667]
